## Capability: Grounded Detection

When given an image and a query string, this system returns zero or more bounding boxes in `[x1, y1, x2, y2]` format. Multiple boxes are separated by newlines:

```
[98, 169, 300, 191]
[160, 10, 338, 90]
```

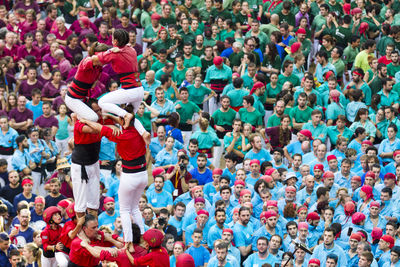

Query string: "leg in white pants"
[118, 170, 148, 239]
[41, 255, 57, 267]
[55, 252, 69, 267]
[213, 139, 224, 168]
[98, 87, 146, 135]
[208, 96, 218, 115]
[31, 171, 42, 195]
[55, 138, 70, 158]
[71, 161, 100, 212]
[65, 95, 99, 122]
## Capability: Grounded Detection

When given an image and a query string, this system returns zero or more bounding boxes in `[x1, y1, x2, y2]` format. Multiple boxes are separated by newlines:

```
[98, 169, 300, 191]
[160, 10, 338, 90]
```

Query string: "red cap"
[212, 168, 223, 175]
[285, 186, 296, 193]
[232, 208, 239, 214]
[350, 233, 362, 242]
[344, 201, 355, 216]
[352, 212, 366, 224]
[191, 186, 202, 195]
[351, 176, 362, 182]
[66, 202, 76, 219]
[151, 13, 162, 20]
[265, 168, 277, 176]
[351, 7, 362, 15]
[296, 28, 306, 35]
[370, 201, 380, 208]
[249, 159, 260, 166]
[104, 197, 115, 204]
[196, 209, 209, 217]
[176, 253, 195, 267]
[58, 199, 70, 209]
[43, 206, 61, 224]
[343, 3, 351, 14]
[78, 11, 88, 17]
[327, 155, 337, 162]
[34, 196, 45, 204]
[234, 180, 245, 186]
[324, 70, 335, 80]
[384, 173, 396, 180]
[222, 228, 233, 235]
[143, 229, 164, 248]
[213, 56, 223, 66]
[261, 175, 273, 183]
[313, 164, 324, 171]
[194, 197, 205, 204]
[298, 222, 308, 230]
[266, 200, 278, 207]
[22, 179, 33, 187]
[297, 206, 307, 214]
[306, 212, 320, 221]
[323, 171, 335, 179]
[371, 227, 383, 241]
[262, 210, 277, 219]
[152, 167, 164, 177]
[365, 171, 376, 179]
[394, 151, 400, 158]
[250, 82, 265, 95]
[80, 16, 90, 27]
[381, 235, 395, 249]
[240, 189, 252, 197]
[309, 259, 320, 266]
[299, 129, 313, 140]
[362, 140, 373, 146]
[361, 185, 374, 200]
[290, 42, 301, 54]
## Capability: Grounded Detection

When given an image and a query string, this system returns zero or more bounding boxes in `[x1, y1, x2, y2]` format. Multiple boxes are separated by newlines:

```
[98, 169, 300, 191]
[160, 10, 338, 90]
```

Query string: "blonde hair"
[199, 117, 209, 131]
[25, 243, 42, 267]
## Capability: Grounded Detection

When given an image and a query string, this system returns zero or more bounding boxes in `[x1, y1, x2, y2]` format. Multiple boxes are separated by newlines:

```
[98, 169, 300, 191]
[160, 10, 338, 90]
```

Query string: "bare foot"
[142, 131, 151, 145]
[123, 113, 134, 129]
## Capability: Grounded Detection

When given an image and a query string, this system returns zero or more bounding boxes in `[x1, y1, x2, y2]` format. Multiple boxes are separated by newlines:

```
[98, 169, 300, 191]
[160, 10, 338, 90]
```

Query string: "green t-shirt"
[187, 85, 212, 104]
[289, 106, 313, 123]
[212, 108, 237, 126]
[175, 100, 200, 123]
[172, 67, 187, 86]
[265, 83, 282, 99]
[343, 45, 359, 65]
[178, 30, 196, 45]
[335, 26, 352, 48]
[278, 74, 300, 87]
[267, 113, 282, 127]
[136, 112, 152, 132]
[152, 38, 174, 53]
[387, 63, 400, 78]
[184, 55, 202, 69]
[238, 108, 263, 126]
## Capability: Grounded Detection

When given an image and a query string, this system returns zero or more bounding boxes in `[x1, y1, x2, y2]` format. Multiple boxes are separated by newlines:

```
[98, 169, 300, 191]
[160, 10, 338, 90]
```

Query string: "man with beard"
[9, 96, 33, 134]
[346, 233, 362, 266]
[208, 241, 239, 267]
[182, 42, 201, 74]
[187, 139, 213, 170]
[321, 171, 340, 199]
[0, 171, 22, 205]
[278, 186, 297, 215]
[369, 63, 388, 95]
[233, 207, 253, 259]
[278, 60, 300, 87]
[98, 197, 119, 230]
[327, 155, 339, 173]
[112, 217, 123, 237]
[223, 119, 245, 160]
[9, 208, 34, 248]
[207, 209, 227, 249]
[302, 110, 328, 143]
[34, 102, 58, 136]
[189, 154, 213, 186]
[252, 211, 282, 251]
[44, 178, 66, 208]
[378, 78, 399, 110]
[146, 175, 173, 214]
[344, 68, 372, 105]
[244, 237, 278, 266]
[267, 100, 286, 128]
[288, 222, 311, 253]
[244, 134, 271, 163]
[289, 28, 312, 58]
[213, 96, 237, 139]
[311, 227, 348, 266]
[184, 209, 210, 247]
[291, 93, 313, 131]
[11, 135, 36, 176]
[221, 229, 241, 264]
[387, 51, 400, 78]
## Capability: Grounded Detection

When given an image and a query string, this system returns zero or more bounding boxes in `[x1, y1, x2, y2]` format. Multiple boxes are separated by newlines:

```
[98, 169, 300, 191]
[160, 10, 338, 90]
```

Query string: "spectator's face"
[221, 189, 231, 201]
[391, 252, 400, 264]
[386, 225, 396, 237]
[154, 177, 164, 191]
[257, 239, 268, 253]
[183, 45, 192, 56]
[83, 219, 99, 239]
[239, 210, 250, 225]
[216, 247, 227, 261]
[222, 232, 233, 242]
[9, 255, 21, 267]
[324, 231, 334, 246]
[391, 53, 399, 63]
[35, 202, 44, 213]
[215, 212, 226, 225]
[326, 259, 337, 267]
[8, 172, 19, 185]
[173, 244, 183, 256]
[269, 236, 281, 250]
[194, 201, 205, 211]
[143, 209, 153, 220]
[19, 210, 30, 227]
[23, 183, 32, 193]
[196, 214, 208, 226]
[312, 113, 322, 125]
[0, 117, 8, 131]
[379, 239, 390, 251]
[174, 206, 185, 218]
[155, 89, 165, 101]
[17, 96, 26, 109]
[197, 157, 207, 168]
[305, 176, 314, 189]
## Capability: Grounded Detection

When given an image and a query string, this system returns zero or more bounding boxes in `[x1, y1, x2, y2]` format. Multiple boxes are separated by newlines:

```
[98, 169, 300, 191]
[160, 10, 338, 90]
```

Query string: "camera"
[158, 217, 166, 226]
[179, 163, 186, 171]
[62, 168, 70, 174]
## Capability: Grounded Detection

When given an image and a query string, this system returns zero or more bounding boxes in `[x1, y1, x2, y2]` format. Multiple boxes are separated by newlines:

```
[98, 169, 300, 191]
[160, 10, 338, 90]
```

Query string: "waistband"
[122, 155, 146, 173]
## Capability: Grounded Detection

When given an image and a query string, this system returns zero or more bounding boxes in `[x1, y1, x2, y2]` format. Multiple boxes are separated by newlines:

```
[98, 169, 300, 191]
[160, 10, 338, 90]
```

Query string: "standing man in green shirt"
[290, 93, 313, 132]
[267, 99, 285, 128]
[239, 95, 263, 130]
[183, 43, 202, 74]
[245, 21, 269, 53]
[387, 51, 400, 78]
[311, 3, 329, 58]
[142, 13, 163, 47]
[175, 87, 201, 146]
[278, 60, 300, 87]
[178, 18, 196, 46]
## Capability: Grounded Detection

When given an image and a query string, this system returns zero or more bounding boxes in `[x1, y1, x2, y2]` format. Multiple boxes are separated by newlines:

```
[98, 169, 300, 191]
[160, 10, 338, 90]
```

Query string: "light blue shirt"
[141, 79, 161, 99]
[150, 99, 176, 122]
[145, 189, 173, 208]
[244, 148, 272, 163]
[378, 138, 400, 163]
[311, 243, 348, 266]
[0, 127, 18, 149]
[11, 149, 33, 171]
[154, 148, 178, 167]
[302, 122, 328, 143]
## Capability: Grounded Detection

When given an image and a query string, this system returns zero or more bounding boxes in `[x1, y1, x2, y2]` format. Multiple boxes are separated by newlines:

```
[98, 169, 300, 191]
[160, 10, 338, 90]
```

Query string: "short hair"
[16, 135, 27, 146]
[243, 95, 254, 106]
[83, 214, 97, 227]
[286, 221, 298, 231]
[215, 208, 226, 217]
[220, 185, 232, 194]
[174, 202, 186, 210]
[316, 187, 329, 198]
[361, 251, 373, 263]
[197, 153, 207, 160]
[239, 206, 250, 215]
[193, 228, 203, 235]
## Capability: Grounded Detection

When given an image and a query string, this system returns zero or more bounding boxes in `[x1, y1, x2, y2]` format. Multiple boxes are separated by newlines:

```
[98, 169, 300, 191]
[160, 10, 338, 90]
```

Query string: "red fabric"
[378, 56, 392, 65]
[100, 125, 146, 161]
[60, 220, 76, 249]
[69, 231, 114, 267]
[73, 121, 103, 145]
[99, 245, 147, 267]
[96, 46, 140, 89]
[68, 57, 103, 99]
[41, 224, 62, 252]
[134, 247, 170, 267]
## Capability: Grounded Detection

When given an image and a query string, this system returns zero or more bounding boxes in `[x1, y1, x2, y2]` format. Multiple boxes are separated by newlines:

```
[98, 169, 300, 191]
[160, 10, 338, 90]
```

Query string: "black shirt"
[45, 194, 66, 209]
[0, 184, 22, 204]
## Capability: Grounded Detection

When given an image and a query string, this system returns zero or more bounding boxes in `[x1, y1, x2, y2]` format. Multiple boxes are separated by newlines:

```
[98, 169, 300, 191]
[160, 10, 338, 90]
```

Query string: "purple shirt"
[66, 46, 82, 62]
[52, 96, 65, 112]
[42, 53, 58, 67]
[19, 80, 43, 99]
[8, 107, 33, 123]
[133, 43, 143, 56]
[115, 23, 136, 33]
[34, 115, 58, 128]
[295, 12, 309, 27]
[42, 81, 66, 99]
[17, 45, 41, 62]
[14, 1, 40, 13]
[69, 20, 98, 35]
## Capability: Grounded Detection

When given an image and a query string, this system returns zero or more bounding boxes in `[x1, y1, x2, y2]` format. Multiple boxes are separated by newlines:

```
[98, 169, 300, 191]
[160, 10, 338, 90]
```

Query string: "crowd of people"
[0, 0, 400, 266]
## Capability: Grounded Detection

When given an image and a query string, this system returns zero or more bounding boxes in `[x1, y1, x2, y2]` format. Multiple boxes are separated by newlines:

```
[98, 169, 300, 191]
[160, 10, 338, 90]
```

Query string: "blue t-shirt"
[146, 190, 173, 208]
[189, 168, 213, 185]
[98, 210, 120, 230]
[186, 245, 210, 267]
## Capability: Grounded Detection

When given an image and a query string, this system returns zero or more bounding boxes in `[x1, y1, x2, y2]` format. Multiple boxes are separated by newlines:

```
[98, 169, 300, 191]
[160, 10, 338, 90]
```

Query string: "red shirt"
[99, 245, 147, 267]
[134, 247, 170, 267]
[41, 224, 62, 252]
[60, 220, 76, 249]
[74, 121, 103, 145]
[378, 55, 392, 65]
[96, 46, 140, 88]
[100, 125, 146, 161]
[69, 231, 113, 267]
[68, 57, 102, 99]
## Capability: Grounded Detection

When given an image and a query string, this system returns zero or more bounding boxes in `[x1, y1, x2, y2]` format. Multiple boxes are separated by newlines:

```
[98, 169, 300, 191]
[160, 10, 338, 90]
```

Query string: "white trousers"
[119, 170, 148, 240]
[55, 138, 70, 158]
[71, 161, 100, 212]
[41, 255, 57, 267]
[213, 139, 224, 168]
[65, 95, 99, 122]
[31, 171, 46, 196]
[55, 252, 69, 267]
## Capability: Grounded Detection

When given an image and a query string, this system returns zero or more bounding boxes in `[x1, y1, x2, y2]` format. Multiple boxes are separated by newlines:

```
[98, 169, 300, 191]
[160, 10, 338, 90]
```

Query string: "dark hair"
[131, 223, 142, 244]
[113, 29, 129, 47]
[83, 214, 97, 227]
[16, 135, 27, 146]
[243, 95, 254, 106]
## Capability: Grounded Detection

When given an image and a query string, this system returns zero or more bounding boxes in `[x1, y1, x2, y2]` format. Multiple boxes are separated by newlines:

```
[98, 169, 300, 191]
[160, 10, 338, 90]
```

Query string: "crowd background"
[1, 0, 400, 266]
